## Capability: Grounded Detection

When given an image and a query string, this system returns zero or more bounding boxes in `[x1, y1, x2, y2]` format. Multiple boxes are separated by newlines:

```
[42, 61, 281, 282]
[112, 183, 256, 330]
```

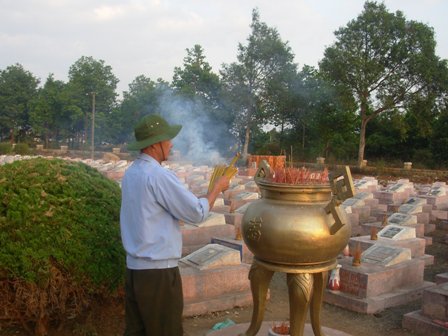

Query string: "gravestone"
[186, 212, 226, 228]
[180, 244, 240, 270]
[404, 197, 427, 206]
[354, 177, 378, 192]
[427, 186, 446, 197]
[342, 197, 365, 213]
[386, 183, 407, 193]
[354, 191, 374, 200]
[378, 224, 416, 240]
[398, 203, 423, 215]
[361, 245, 411, 267]
[388, 212, 417, 226]
[403, 282, 448, 336]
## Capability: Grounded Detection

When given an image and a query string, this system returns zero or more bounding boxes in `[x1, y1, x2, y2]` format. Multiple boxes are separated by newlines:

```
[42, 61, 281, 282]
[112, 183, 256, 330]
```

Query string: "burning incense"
[269, 167, 329, 185]
[208, 153, 240, 193]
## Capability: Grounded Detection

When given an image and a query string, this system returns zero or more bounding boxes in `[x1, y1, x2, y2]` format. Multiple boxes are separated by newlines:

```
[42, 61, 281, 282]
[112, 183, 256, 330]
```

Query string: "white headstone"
[378, 224, 416, 240]
[235, 202, 251, 214]
[387, 213, 417, 226]
[187, 212, 226, 227]
[398, 203, 423, 215]
[386, 183, 406, 193]
[342, 197, 365, 213]
[361, 245, 412, 267]
[354, 191, 374, 200]
[427, 186, 446, 197]
[180, 244, 241, 270]
[404, 197, 427, 206]
[234, 191, 259, 201]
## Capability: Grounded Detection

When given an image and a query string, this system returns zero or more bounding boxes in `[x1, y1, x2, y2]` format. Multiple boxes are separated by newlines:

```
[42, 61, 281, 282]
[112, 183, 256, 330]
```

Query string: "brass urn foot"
[239, 263, 274, 336]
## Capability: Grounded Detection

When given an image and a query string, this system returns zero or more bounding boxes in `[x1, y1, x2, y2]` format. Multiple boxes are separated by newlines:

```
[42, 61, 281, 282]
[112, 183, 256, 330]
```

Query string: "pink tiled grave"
[180, 244, 252, 316]
[181, 223, 235, 256]
[402, 282, 448, 336]
[324, 247, 434, 313]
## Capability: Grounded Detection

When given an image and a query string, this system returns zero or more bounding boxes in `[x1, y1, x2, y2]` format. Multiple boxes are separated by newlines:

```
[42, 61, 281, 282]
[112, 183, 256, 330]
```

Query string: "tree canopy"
[319, 1, 448, 167]
[0, 3, 447, 168]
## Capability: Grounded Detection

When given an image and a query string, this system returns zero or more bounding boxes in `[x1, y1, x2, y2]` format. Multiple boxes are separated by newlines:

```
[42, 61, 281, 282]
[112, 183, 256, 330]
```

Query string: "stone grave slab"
[398, 203, 423, 215]
[181, 223, 235, 256]
[427, 186, 446, 197]
[403, 282, 448, 336]
[361, 245, 411, 267]
[180, 263, 251, 317]
[211, 236, 254, 264]
[228, 191, 259, 211]
[244, 180, 259, 193]
[422, 282, 448, 321]
[378, 224, 416, 240]
[404, 197, 427, 206]
[354, 191, 374, 200]
[354, 177, 378, 192]
[186, 211, 226, 228]
[388, 212, 417, 226]
[386, 183, 407, 193]
[324, 257, 433, 313]
[342, 198, 365, 213]
[348, 235, 426, 259]
[180, 244, 240, 270]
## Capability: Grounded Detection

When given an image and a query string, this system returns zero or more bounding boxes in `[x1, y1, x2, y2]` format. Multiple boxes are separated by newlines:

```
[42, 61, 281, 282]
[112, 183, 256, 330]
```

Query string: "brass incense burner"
[240, 161, 354, 336]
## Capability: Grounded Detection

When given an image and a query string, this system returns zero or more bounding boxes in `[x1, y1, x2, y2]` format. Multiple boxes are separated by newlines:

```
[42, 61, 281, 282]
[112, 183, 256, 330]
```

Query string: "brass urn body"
[242, 180, 351, 272]
[240, 162, 354, 336]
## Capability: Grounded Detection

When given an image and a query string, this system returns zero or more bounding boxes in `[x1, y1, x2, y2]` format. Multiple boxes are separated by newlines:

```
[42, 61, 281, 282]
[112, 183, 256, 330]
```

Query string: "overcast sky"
[1, 0, 447, 95]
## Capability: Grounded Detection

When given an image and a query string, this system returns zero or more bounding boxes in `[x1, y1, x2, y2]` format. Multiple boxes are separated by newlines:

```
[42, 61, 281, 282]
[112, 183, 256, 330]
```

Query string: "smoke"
[156, 88, 236, 166]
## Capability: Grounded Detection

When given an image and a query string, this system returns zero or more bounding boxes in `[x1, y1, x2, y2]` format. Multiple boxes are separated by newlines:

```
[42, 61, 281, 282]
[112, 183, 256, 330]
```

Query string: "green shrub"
[13, 142, 30, 155]
[0, 158, 124, 334]
[0, 142, 12, 154]
[412, 149, 434, 169]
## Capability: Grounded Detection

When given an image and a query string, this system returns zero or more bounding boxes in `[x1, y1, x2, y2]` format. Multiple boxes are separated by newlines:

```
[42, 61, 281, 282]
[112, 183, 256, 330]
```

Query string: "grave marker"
[180, 244, 240, 270]
[398, 203, 423, 215]
[361, 245, 411, 267]
[378, 224, 416, 240]
[388, 213, 417, 226]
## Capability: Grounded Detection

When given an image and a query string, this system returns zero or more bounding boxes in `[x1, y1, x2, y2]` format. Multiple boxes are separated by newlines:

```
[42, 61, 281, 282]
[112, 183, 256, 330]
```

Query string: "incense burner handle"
[254, 160, 272, 183]
[326, 166, 355, 235]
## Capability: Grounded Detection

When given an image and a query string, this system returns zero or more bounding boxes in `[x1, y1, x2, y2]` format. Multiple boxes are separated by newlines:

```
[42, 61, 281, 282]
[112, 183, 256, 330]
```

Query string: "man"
[120, 114, 230, 336]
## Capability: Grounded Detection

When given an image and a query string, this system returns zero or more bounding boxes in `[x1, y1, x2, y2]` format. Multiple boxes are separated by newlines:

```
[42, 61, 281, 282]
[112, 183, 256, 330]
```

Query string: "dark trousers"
[124, 267, 184, 336]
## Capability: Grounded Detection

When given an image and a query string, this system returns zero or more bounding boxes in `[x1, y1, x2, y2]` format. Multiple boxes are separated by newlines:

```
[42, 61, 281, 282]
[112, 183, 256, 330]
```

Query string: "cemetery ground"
[0, 223, 446, 336]
[1, 164, 447, 336]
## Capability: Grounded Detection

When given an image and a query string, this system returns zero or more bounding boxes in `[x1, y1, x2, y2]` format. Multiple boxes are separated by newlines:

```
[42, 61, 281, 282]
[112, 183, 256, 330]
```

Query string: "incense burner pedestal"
[239, 162, 354, 336]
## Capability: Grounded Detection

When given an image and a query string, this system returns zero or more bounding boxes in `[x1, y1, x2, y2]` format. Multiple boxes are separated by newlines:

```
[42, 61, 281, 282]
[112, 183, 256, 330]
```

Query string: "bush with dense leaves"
[13, 143, 30, 155]
[0, 142, 12, 154]
[0, 158, 125, 335]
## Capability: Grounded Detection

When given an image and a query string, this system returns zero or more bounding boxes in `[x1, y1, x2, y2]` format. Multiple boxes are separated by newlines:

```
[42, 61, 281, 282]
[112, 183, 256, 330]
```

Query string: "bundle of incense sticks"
[208, 153, 240, 193]
[270, 167, 329, 184]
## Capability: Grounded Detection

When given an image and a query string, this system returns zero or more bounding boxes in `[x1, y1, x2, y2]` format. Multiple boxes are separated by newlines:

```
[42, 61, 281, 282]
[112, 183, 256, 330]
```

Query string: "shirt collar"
[137, 153, 160, 165]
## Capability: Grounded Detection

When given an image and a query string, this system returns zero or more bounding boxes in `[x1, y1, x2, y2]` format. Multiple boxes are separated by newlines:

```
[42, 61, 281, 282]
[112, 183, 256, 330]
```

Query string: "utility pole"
[90, 92, 96, 160]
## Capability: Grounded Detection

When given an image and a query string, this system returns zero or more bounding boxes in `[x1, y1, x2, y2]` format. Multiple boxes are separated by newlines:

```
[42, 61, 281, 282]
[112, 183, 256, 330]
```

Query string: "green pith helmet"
[127, 114, 182, 151]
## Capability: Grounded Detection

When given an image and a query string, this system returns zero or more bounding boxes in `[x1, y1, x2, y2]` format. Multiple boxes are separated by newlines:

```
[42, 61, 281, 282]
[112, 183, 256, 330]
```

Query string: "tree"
[29, 75, 67, 147]
[221, 8, 296, 159]
[319, 1, 447, 167]
[283, 66, 357, 161]
[0, 64, 39, 143]
[172, 45, 236, 157]
[67, 56, 119, 148]
[172, 45, 221, 106]
[110, 75, 161, 144]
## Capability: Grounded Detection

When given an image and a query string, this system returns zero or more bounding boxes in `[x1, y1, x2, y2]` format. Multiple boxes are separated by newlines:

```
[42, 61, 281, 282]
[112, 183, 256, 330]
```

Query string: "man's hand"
[214, 175, 230, 193]
[207, 175, 230, 209]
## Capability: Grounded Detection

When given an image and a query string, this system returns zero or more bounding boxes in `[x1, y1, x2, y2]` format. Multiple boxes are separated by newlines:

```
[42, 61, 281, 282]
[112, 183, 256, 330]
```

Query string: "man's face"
[159, 139, 173, 161]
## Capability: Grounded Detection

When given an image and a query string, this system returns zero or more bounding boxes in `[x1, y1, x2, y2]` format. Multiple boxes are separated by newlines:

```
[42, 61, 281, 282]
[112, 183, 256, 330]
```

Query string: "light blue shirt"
[120, 153, 210, 269]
